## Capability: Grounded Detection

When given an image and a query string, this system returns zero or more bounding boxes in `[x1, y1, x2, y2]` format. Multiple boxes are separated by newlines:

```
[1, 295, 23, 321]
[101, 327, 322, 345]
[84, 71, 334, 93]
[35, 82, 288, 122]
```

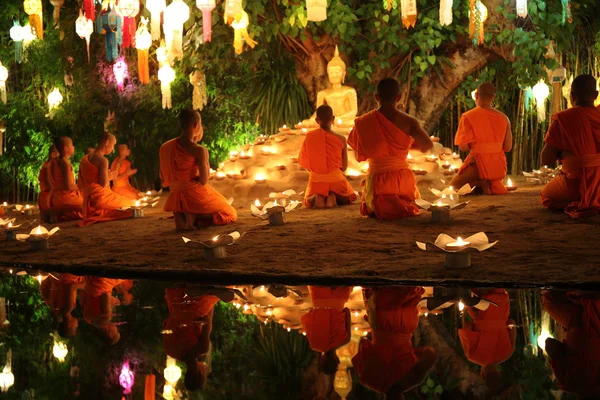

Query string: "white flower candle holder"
[0, 219, 20, 240]
[15, 204, 35, 216]
[16, 225, 60, 251]
[415, 198, 469, 223]
[506, 177, 517, 192]
[251, 200, 302, 226]
[416, 232, 497, 269]
[182, 231, 242, 260]
[430, 184, 475, 203]
[268, 189, 303, 207]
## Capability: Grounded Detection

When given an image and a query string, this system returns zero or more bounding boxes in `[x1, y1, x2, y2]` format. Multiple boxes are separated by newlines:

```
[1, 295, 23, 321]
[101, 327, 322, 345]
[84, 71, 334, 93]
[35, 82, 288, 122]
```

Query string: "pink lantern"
[119, 361, 134, 394]
[196, 0, 216, 42]
[116, 0, 140, 49]
[113, 57, 128, 92]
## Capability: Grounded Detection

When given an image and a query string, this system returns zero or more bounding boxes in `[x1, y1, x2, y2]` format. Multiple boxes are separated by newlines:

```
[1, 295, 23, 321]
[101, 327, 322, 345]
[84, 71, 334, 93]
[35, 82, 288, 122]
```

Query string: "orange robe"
[298, 129, 357, 206]
[301, 286, 351, 353]
[159, 138, 237, 225]
[162, 288, 219, 361]
[540, 107, 600, 218]
[81, 277, 133, 322]
[41, 273, 85, 317]
[77, 155, 132, 226]
[348, 111, 420, 219]
[542, 292, 600, 397]
[38, 161, 52, 211]
[455, 107, 509, 195]
[458, 289, 513, 367]
[48, 158, 84, 221]
[110, 158, 140, 200]
[352, 286, 424, 393]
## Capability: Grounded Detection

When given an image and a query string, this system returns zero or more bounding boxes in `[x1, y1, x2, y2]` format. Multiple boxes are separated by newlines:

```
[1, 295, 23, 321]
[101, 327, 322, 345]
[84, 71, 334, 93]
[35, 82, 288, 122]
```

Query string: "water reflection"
[0, 270, 597, 399]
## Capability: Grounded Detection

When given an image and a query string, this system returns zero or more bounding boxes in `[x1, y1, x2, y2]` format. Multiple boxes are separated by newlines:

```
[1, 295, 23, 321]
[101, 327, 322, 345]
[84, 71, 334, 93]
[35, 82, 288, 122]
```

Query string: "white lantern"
[146, 0, 166, 41]
[135, 17, 152, 84]
[163, 356, 181, 385]
[306, 0, 327, 22]
[53, 340, 68, 362]
[158, 65, 175, 109]
[156, 40, 168, 67]
[516, 0, 527, 18]
[163, 0, 190, 63]
[76, 10, 94, 63]
[23, 0, 43, 39]
[9, 22, 25, 64]
[21, 24, 37, 52]
[47, 88, 63, 119]
[401, 0, 418, 29]
[532, 79, 550, 122]
[0, 349, 14, 393]
[0, 63, 8, 105]
[439, 0, 453, 26]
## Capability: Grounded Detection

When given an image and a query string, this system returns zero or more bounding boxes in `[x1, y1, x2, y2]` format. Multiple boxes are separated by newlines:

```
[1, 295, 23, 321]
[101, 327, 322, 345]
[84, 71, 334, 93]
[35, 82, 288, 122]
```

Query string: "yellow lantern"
[156, 39, 168, 67]
[0, 349, 14, 393]
[306, 0, 327, 22]
[163, 356, 181, 385]
[158, 65, 175, 109]
[469, 0, 487, 45]
[532, 79, 550, 122]
[135, 17, 152, 84]
[52, 340, 68, 362]
[47, 88, 63, 119]
[163, 0, 190, 63]
[23, 0, 43, 39]
[76, 10, 94, 63]
[145, 0, 166, 41]
[224, 0, 242, 24]
[230, 10, 258, 55]
[0, 63, 8, 105]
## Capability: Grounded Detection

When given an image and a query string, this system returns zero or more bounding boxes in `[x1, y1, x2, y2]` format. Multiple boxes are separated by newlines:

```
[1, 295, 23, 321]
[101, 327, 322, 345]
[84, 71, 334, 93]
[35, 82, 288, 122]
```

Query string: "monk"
[48, 137, 84, 221]
[163, 287, 221, 391]
[352, 287, 437, 398]
[160, 109, 237, 230]
[110, 144, 140, 200]
[41, 273, 85, 338]
[542, 290, 600, 398]
[348, 78, 433, 219]
[81, 277, 133, 345]
[299, 105, 357, 208]
[39, 144, 59, 222]
[540, 74, 600, 218]
[450, 82, 512, 195]
[458, 289, 516, 391]
[301, 286, 352, 375]
[78, 133, 134, 226]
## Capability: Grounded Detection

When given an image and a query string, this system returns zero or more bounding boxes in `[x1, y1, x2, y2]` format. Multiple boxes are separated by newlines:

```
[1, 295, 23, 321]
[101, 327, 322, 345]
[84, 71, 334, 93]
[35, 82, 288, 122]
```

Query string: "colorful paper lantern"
[83, 0, 95, 21]
[0, 350, 14, 393]
[163, 356, 181, 385]
[532, 79, 550, 122]
[113, 57, 128, 91]
[306, 0, 327, 22]
[116, 0, 140, 49]
[0, 63, 8, 105]
[401, 0, 417, 29]
[156, 39, 168, 67]
[196, 0, 216, 42]
[469, 0, 487, 46]
[21, 23, 37, 51]
[230, 10, 258, 55]
[9, 22, 24, 64]
[224, 0, 242, 24]
[516, 0, 527, 18]
[119, 361, 134, 395]
[135, 17, 151, 84]
[52, 340, 68, 362]
[163, 0, 190, 63]
[439, 0, 453, 26]
[95, 8, 123, 62]
[47, 88, 63, 119]
[49, 0, 65, 28]
[76, 10, 94, 63]
[561, 0, 572, 24]
[190, 70, 207, 111]
[145, 0, 166, 41]
[158, 64, 175, 109]
[23, 0, 43, 39]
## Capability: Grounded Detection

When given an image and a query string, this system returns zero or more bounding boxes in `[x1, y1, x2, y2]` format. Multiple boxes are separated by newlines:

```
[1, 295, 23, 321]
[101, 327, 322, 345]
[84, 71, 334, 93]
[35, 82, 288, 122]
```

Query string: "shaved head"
[117, 144, 128, 151]
[316, 105, 333, 122]
[98, 132, 116, 146]
[179, 109, 201, 131]
[53, 136, 73, 156]
[571, 74, 598, 105]
[477, 82, 496, 99]
[376, 78, 401, 103]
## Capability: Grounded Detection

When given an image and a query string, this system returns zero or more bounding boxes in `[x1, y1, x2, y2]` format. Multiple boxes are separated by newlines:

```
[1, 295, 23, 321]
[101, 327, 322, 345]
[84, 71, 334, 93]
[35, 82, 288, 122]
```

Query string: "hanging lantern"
[113, 58, 128, 92]
[163, 384, 176, 400]
[95, 8, 123, 62]
[439, 0, 452, 26]
[144, 374, 156, 400]
[135, 17, 151, 84]
[224, 0, 242, 24]
[0, 349, 14, 393]
[523, 86, 533, 111]
[83, 0, 95, 21]
[516, 0, 527, 18]
[23, 0, 43, 39]
[469, 0, 487, 46]
[145, 0, 166, 41]
[230, 10, 258, 55]
[49, 0, 65, 28]
[561, 0, 572, 24]
[163, 0, 190, 63]
[115, 0, 140, 49]
[156, 39, 168, 67]
[400, 0, 417, 29]
[196, 0, 216, 42]
[532, 79, 550, 122]
[158, 64, 175, 109]
[52, 340, 68, 362]
[47, 88, 63, 119]
[76, 10, 94, 63]
[0, 63, 7, 105]
[163, 356, 181, 385]
[190, 70, 207, 111]
[9, 22, 24, 64]
[119, 361, 135, 395]
[562, 75, 573, 108]
[306, 0, 327, 22]
[21, 24, 37, 52]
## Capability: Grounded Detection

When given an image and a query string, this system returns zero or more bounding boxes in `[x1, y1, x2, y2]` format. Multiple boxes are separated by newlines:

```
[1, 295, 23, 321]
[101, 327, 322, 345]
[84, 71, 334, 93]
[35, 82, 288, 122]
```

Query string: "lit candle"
[2, 202, 6, 207]
[146, 190, 152, 195]
[363, 331, 368, 336]
[7, 222, 12, 228]
[507, 178, 513, 187]
[287, 327, 291, 332]
[301, 128, 308, 133]
[444, 237, 470, 251]
[442, 161, 451, 169]
[336, 118, 342, 125]
[254, 199, 261, 207]
[254, 173, 266, 184]
[243, 304, 250, 311]
[407, 153, 415, 163]
[135, 200, 141, 207]
[354, 311, 359, 317]
[25, 204, 31, 209]
[452, 152, 460, 159]
[266, 308, 273, 316]
[32, 226, 43, 235]
[458, 301, 465, 312]
[239, 150, 250, 159]
[434, 200, 448, 207]
[215, 172, 226, 180]
[283, 124, 287, 129]
[507, 177, 517, 191]
[212, 235, 219, 241]
[426, 154, 437, 162]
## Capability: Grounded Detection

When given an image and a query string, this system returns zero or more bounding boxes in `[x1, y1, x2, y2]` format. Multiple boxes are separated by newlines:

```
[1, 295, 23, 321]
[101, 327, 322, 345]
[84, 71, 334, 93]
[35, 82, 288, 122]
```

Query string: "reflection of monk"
[110, 144, 140, 200]
[540, 74, 600, 218]
[39, 145, 58, 219]
[352, 287, 437, 397]
[49, 137, 84, 221]
[542, 291, 600, 398]
[299, 105, 357, 208]
[160, 109, 236, 230]
[458, 289, 515, 391]
[78, 133, 134, 226]
[163, 287, 220, 390]
[348, 78, 433, 220]
[450, 83, 512, 195]
[301, 286, 352, 375]
[41, 273, 85, 338]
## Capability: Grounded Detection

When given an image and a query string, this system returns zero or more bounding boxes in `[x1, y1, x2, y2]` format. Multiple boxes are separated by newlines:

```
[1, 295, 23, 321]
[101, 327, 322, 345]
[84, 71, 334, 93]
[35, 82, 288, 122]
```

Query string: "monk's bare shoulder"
[187, 143, 208, 159]
[491, 108, 510, 123]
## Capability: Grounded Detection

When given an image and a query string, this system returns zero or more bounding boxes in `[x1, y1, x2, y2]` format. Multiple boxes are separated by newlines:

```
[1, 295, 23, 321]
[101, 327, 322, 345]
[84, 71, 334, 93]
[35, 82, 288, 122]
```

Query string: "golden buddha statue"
[302, 46, 358, 130]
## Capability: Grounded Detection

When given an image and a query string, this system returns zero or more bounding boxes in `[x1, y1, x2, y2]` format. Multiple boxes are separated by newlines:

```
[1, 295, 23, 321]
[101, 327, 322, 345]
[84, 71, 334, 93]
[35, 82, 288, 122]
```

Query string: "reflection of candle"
[254, 173, 266, 184]
[445, 237, 470, 251]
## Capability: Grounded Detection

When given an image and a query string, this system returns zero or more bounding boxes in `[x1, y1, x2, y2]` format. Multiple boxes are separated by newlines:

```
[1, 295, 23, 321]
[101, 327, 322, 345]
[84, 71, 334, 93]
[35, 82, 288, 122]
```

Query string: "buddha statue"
[302, 46, 358, 130]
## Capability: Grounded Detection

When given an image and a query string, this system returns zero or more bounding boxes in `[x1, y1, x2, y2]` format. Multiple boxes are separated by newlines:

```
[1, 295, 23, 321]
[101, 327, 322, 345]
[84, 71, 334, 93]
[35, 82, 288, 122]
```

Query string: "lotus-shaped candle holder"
[182, 231, 243, 260]
[415, 199, 469, 223]
[0, 218, 20, 240]
[268, 190, 303, 206]
[523, 166, 559, 185]
[15, 204, 36, 216]
[139, 189, 163, 198]
[416, 232, 498, 269]
[251, 200, 302, 226]
[16, 225, 60, 250]
[430, 184, 475, 202]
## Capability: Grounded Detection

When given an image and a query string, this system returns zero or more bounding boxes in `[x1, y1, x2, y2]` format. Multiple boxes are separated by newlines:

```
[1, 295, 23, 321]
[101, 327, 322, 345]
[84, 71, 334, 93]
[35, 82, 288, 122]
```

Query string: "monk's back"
[78, 155, 99, 186]
[49, 158, 72, 190]
[553, 107, 600, 155]
[353, 110, 413, 160]
[463, 107, 508, 143]
[160, 138, 199, 183]
[302, 129, 344, 173]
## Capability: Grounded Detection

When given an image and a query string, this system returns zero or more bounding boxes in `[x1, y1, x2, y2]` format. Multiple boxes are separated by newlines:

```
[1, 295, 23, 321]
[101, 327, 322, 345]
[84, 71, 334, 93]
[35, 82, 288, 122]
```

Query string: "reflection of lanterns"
[0, 63, 7, 105]
[9, 22, 24, 64]
[0, 349, 14, 392]
[532, 80, 550, 122]
[53, 340, 68, 362]
[163, 356, 181, 385]
[115, 0, 140, 49]
[135, 17, 152, 84]
[47, 88, 63, 119]
[119, 361, 135, 394]
[306, 0, 327, 21]
[158, 65, 176, 109]
[23, 0, 43, 39]
[163, 0, 190, 63]
[196, 0, 216, 42]
[76, 10, 94, 63]
[113, 58, 128, 92]
[146, 0, 166, 41]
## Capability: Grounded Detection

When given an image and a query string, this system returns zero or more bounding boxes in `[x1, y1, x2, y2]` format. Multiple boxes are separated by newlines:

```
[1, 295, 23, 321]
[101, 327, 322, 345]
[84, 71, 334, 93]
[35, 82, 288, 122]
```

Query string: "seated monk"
[81, 277, 133, 345]
[78, 133, 135, 226]
[163, 287, 221, 391]
[301, 286, 352, 375]
[39, 144, 59, 222]
[160, 109, 237, 230]
[110, 144, 140, 200]
[542, 290, 600, 398]
[48, 137, 84, 221]
[450, 82, 512, 195]
[352, 287, 437, 398]
[41, 273, 85, 338]
[348, 78, 433, 219]
[299, 105, 357, 208]
[540, 74, 600, 218]
[458, 289, 516, 392]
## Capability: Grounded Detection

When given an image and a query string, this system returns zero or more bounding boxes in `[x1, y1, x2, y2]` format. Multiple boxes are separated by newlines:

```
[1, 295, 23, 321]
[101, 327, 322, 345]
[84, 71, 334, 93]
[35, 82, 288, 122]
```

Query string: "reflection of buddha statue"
[334, 335, 360, 399]
[303, 46, 358, 129]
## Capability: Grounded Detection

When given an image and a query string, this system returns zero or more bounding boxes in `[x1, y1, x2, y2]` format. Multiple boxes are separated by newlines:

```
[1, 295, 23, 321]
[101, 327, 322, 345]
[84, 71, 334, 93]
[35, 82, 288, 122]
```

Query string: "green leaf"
[383, 14, 390, 22]
[357, 70, 365, 79]
[427, 55, 436, 65]
[420, 62, 428, 71]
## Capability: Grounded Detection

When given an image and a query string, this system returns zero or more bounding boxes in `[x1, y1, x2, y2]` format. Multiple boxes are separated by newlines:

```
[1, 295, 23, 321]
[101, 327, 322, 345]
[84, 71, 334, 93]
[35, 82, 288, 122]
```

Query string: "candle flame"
[240, 150, 246, 157]
[283, 124, 287, 129]
[254, 173, 266, 182]
[337, 118, 342, 125]
[449, 186, 453, 191]
[8, 222, 12, 228]
[229, 151, 238, 156]
[25, 204, 30, 209]
[243, 304, 250, 311]
[445, 161, 450, 165]
[363, 331, 368, 336]
[458, 301, 465, 311]
[37, 275, 42, 284]
[507, 178, 513, 187]
[453, 152, 457, 156]
[212, 235, 219, 241]
[146, 191, 152, 195]
[254, 199, 261, 207]
[436, 200, 444, 206]
[216, 172, 225, 178]
[273, 199, 280, 206]
[266, 308, 273, 316]
[407, 153, 413, 160]
[34, 226, 42, 235]
[259, 285, 265, 291]
[2, 202, 6, 206]
[287, 327, 291, 332]
[135, 200, 140, 207]
[354, 311, 359, 317]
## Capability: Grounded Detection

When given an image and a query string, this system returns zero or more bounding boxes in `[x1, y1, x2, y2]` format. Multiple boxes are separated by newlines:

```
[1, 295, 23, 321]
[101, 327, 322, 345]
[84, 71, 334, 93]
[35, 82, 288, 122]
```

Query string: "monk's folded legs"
[325, 193, 337, 208]
[306, 194, 326, 209]
[450, 163, 485, 191]
[334, 193, 353, 206]
[540, 174, 580, 210]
